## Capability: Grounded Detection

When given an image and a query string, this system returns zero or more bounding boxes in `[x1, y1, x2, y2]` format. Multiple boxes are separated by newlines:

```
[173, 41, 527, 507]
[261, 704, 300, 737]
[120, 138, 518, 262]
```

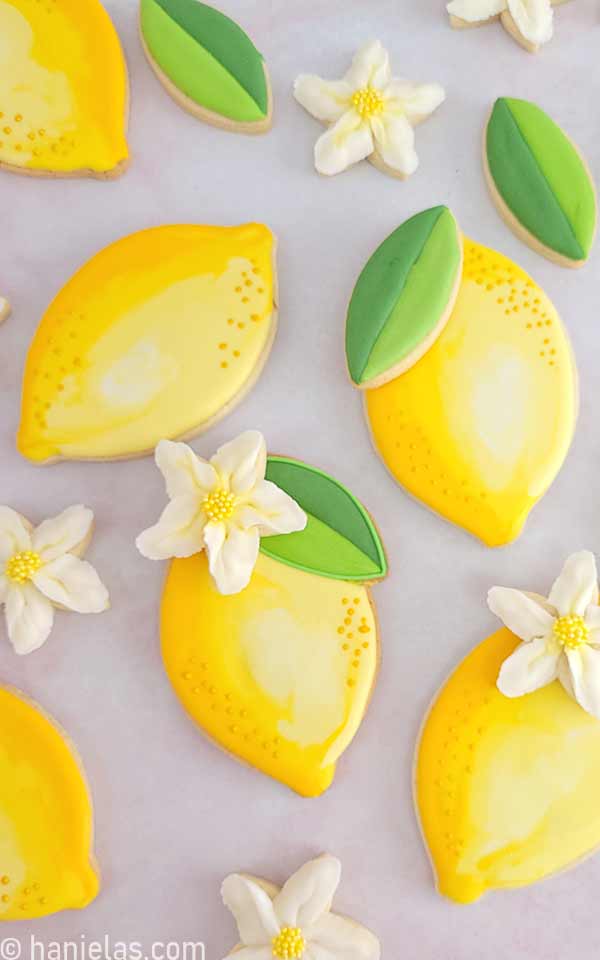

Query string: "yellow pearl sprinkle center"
[201, 489, 236, 523]
[351, 86, 385, 120]
[5, 550, 42, 585]
[553, 614, 590, 650]
[272, 927, 306, 960]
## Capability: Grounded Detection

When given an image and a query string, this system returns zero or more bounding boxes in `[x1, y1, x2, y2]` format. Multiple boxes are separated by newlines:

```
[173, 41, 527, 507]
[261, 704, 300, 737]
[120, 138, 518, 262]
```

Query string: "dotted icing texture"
[17, 223, 275, 462]
[416, 628, 600, 903]
[161, 552, 378, 797]
[0, 0, 128, 174]
[0, 687, 98, 920]
[140, 0, 269, 123]
[366, 238, 577, 547]
[486, 98, 597, 262]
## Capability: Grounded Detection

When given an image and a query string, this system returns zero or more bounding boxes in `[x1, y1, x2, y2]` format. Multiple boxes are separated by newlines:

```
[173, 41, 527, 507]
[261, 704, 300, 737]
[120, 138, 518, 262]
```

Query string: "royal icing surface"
[140, 0, 270, 127]
[0, 0, 129, 176]
[346, 206, 462, 388]
[486, 97, 597, 264]
[447, 0, 559, 48]
[294, 40, 445, 178]
[0, 505, 109, 655]
[17, 224, 276, 463]
[416, 554, 600, 904]
[0, 686, 98, 919]
[221, 856, 381, 960]
[364, 234, 577, 546]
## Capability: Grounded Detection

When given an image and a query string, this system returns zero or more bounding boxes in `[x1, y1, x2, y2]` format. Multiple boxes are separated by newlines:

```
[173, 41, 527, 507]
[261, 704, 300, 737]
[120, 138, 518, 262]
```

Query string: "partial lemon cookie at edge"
[17, 224, 277, 463]
[0, 0, 129, 178]
[0, 686, 98, 919]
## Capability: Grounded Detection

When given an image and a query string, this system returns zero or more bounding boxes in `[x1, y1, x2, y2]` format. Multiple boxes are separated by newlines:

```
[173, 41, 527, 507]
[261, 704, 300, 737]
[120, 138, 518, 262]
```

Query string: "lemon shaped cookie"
[0, 0, 129, 178]
[349, 209, 578, 546]
[158, 449, 387, 798]
[18, 224, 277, 463]
[0, 685, 98, 919]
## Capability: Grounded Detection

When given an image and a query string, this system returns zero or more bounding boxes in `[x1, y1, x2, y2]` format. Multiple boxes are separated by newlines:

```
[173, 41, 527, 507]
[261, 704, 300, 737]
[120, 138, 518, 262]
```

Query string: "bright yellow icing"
[416, 628, 600, 904]
[0, 686, 98, 920]
[18, 224, 275, 462]
[161, 552, 378, 797]
[366, 238, 576, 547]
[0, 0, 128, 175]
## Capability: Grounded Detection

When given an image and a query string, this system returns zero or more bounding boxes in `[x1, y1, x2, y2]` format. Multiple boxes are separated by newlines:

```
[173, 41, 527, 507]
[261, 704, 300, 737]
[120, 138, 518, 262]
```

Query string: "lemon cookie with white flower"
[0, 505, 109, 655]
[221, 855, 380, 960]
[294, 40, 445, 179]
[447, 0, 573, 52]
[416, 550, 600, 904]
[137, 431, 387, 797]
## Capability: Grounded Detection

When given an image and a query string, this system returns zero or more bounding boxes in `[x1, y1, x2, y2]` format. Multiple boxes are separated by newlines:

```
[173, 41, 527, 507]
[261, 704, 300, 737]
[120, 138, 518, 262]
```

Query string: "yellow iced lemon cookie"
[18, 224, 277, 463]
[137, 431, 387, 797]
[0, 685, 98, 919]
[0, 0, 129, 177]
[347, 207, 577, 546]
[416, 551, 600, 904]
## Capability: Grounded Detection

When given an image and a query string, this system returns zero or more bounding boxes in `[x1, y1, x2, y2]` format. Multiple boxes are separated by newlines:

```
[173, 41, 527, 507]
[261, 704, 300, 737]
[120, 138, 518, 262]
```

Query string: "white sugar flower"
[0, 505, 109, 655]
[136, 431, 307, 596]
[447, 0, 557, 49]
[489, 551, 600, 718]
[294, 40, 445, 178]
[221, 855, 380, 960]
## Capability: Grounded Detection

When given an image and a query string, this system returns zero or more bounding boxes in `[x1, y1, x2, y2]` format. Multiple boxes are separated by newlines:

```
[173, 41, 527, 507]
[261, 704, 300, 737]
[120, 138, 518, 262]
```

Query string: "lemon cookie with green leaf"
[140, 0, 272, 133]
[137, 431, 387, 797]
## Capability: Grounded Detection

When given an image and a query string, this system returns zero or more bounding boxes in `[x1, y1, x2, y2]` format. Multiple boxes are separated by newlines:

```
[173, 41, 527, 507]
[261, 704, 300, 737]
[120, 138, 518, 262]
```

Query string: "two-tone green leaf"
[260, 457, 387, 583]
[140, 0, 270, 124]
[486, 98, 597, 265]
[346, 207, 463, 390]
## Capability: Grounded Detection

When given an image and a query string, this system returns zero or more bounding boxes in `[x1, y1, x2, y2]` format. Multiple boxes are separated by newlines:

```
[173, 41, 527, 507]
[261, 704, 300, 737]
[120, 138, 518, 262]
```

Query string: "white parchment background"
[1, 1, 600, 957]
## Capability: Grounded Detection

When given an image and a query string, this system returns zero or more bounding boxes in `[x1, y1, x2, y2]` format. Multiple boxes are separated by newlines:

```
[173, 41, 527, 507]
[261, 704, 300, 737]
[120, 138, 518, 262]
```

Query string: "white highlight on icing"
[221, 855, 381, 960]
[0, 505, 109, 655]
[447, 0, 553, 46]
[294, 40, 445, 177]
[136, 432, 307, 596]
[489, 551, 600, 719]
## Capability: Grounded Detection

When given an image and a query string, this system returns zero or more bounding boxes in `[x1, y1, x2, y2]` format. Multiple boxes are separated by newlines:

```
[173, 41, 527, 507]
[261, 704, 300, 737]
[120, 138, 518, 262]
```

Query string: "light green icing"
[141, 0, 265, 123]
[260, 457, 387, 582]
[362, 209, 461, 383]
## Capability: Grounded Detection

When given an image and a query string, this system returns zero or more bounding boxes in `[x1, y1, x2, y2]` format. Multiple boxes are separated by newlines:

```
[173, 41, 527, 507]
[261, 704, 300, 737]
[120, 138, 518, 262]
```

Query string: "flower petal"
[294, 75, 352, 122]
[315, 112, 374, 176]
[497, 635, 560, 697]
[31, 505, 94, 562]
[384, 81, 445, 124]
[211, 431, 267, 497]
[221, 949, 272, 960]
[565, 647, 600, 719]
[4, 583, 54, 655]
[155, 439, 217, 499]
[344, 40, 391, 91]
[32, 555, 109, 613]
[370, 113, 418, 176]
[221, 874, 279, 945]
[506, 0, 553, 45]
[447, 0, 506, 22]
[240, 481, 307, 537]
[274, 856, 341, 929]
[548, 551, 599, 616]
[0, 507, 31, 563]
[204, 523, 259, 595]
[487, 587, 555, 641]
[136, 495, 205, 560]
[311, 912, 381, 960]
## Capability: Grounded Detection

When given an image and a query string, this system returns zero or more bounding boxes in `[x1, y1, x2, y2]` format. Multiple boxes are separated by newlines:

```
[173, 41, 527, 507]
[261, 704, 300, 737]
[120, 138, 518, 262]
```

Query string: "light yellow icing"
[161, 552, 378, 797]
[415, 627, 600, 903]
[0, 0, 128, 175]
[366, 238, 576, 547]
[0, 686, 98, 919]
[17, 224, 276, 462]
